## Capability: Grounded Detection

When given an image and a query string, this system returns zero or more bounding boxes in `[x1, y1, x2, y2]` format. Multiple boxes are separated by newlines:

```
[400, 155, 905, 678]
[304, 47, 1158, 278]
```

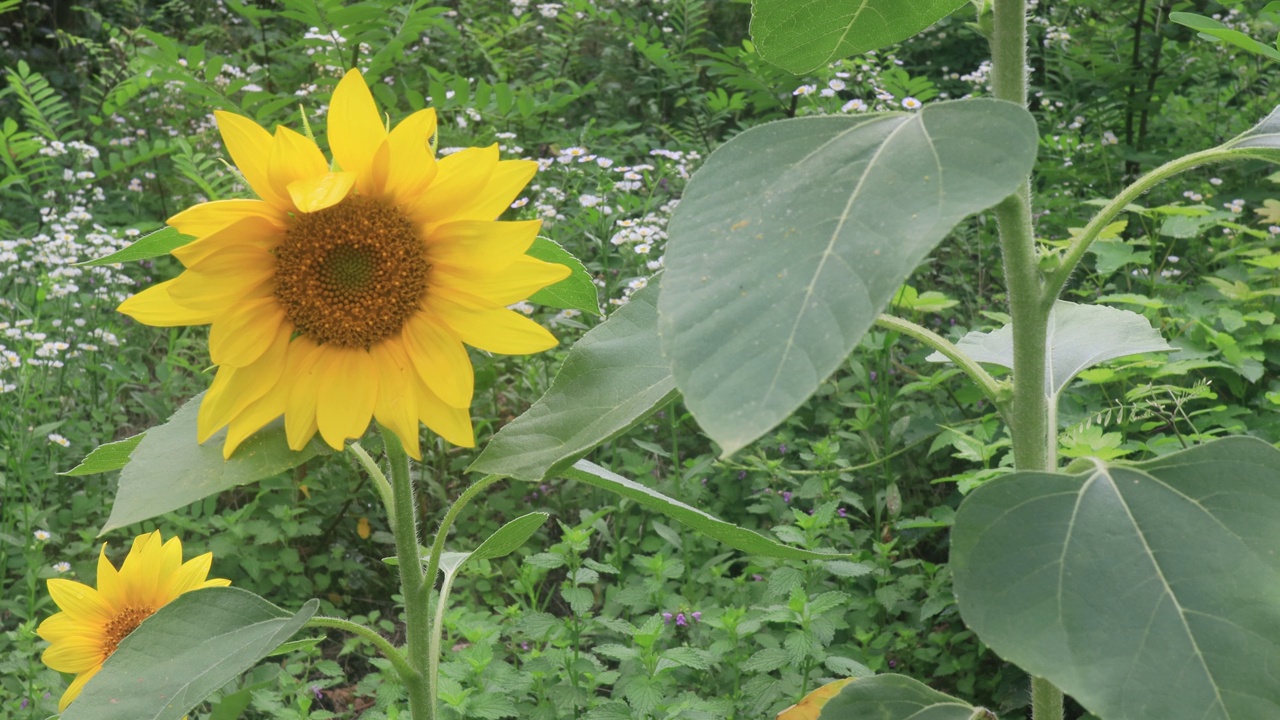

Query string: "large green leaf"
[471, 282, 676, 481]
[659, 100, 1037, 456]
[563, 460, 840, 560]
[1170, 12, 1280, 63]
[77, 226, 192, 267]
[64, 587, 317, 720]
[101, 393, 329, 534]
[751, 0, 969, 73]
[926, 301, 1172, 398]
[817, 674, 995, 719]
[952, 437, 1280, 720]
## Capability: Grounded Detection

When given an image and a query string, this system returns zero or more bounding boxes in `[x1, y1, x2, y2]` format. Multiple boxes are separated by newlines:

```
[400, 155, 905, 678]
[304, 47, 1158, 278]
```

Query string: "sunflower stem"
[380, 428, 434, 720]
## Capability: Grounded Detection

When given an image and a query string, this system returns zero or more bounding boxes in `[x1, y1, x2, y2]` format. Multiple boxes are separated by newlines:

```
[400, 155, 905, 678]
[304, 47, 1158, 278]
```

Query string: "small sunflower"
[119, 70, 569, 459]
[37, 531, 230, 711]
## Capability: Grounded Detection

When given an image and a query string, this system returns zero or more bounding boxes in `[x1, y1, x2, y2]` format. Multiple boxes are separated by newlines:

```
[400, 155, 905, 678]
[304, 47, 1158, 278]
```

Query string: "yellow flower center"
[275, 196, 429, 348]
[103, 605, 155, 657]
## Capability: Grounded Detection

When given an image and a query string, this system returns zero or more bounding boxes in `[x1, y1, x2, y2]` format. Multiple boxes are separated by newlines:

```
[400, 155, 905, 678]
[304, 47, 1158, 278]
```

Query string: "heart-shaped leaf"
[926, 301, 1172, 398]
[952, 436, 1280, 720]
[101, 393, 329, 534]
[562, 460, 840, 560]
[751, 0, 970, 74]
[816, 674, 995, 719]
[471, 281, 676, 481]
[64, 587, 317, 720]
[659, 100, 1036, 456]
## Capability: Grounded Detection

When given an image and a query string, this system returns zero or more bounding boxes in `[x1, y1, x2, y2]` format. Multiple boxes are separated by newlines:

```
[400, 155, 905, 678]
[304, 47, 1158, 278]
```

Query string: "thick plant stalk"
[990, 1, 1064, 718]
[382, 430, 435, 720]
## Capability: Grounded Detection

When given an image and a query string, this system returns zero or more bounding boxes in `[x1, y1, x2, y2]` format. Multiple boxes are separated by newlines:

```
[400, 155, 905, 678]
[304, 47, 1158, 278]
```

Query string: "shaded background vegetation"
[3, 0, 1280, 717]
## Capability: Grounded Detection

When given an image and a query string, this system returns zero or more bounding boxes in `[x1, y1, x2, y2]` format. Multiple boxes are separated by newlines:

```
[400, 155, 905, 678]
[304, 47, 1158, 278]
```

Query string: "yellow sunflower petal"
[329, 71, 387, 189]
[287, 171, 357, 214]
[198, 325, 292, 442]
[118, 279, 218, 328]
[223, 336, 315, 457]
[382, 108, 439, 204]
[171, 214, 283, 268]
[413, 372, 474, 447]
[268, 124, 330, 203]
[214, 110, 289, 209]
[36, 612, 89, 643]
[167, 199, 284, 238]
[41, 635, 105, 674]
[402, 313, 473, 409]
[285, 341, 327, 451]
[59, 665, 102, 712]
[315, 347, 378, 450]
[434, 255, 571, 307]
[429, 298, 560, 355]
[448, 158, 538, 222]
[407, 145, 498, 224]
[95, 543, 123, 608]
[47, 579, 113, 623]
[370, 341, 421, 460]
[426, 219, 542, 273]
[209, 295, 288, 368]
[164, 552, 217, 598]
[166, 248, 276, 313]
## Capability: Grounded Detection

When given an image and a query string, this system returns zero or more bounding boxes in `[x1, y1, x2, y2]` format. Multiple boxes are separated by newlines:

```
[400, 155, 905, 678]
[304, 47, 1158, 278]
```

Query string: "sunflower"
[37, 531, 230, 711]
[118, 70, 569, 459]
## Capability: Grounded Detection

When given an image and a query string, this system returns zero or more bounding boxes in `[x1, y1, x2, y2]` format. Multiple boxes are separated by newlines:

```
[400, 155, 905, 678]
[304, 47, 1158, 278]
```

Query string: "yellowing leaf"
[1254, 198, 1280, 224]
[776, 678, 856, 720]
[357, 516, 371, 539]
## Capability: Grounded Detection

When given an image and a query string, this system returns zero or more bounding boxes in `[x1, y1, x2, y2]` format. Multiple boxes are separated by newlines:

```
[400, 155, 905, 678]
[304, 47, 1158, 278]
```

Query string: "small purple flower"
[676, 612, 687, 626]
[521, 642, 530, 651]
[737, 471, 747, 480]
[807, 508, 814, 515]
[692, 611, 702, 622]
[782, 491, 792, 503]
[838, 507, 848, 518]
[752, 573, 764, 582]
[663, 612, 673, 624]
[888, 659, 898, 668]
[20, 699, 28, 710]
[869, 370, 878, 381]
[778, 444, 788, 455]
[311, 685, 323, 701]
[540, 483, 551, 493]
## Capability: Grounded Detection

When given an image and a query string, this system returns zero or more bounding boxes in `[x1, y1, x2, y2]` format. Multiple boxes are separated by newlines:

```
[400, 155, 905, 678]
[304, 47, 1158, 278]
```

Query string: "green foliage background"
[3, 0, 1280, 718]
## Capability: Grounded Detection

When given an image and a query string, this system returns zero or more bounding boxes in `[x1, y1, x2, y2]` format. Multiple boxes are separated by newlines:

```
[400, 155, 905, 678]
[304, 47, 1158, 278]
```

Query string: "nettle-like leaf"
[64, 587, 317, 720]
[471, 281, 675, 481]
[659, 100, 1036, 456]
[926, 301, 1172, 399]
[98, 393, 329, 534]
[750, 0, 970, 74]
[816, 674, 996, 719]
[952, 437, 1280, 720]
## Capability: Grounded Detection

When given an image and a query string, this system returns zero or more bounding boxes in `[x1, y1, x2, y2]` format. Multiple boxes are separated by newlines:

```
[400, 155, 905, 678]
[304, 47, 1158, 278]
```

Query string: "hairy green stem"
[992, 1, 1064, 717]
[381, 429, 434, 720]
[305, 615, 417, 684]
[874, 314, 1009, 414]
[423, 474, 504, 707]
[348, 440, 395, 520]
[1042, 146, 1244, 306]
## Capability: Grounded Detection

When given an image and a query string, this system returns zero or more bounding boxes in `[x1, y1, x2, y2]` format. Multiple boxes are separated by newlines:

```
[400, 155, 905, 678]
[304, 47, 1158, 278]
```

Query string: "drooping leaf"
[817, 675, 995, 719]
[472, 511, 549, 561]
[659, 100, 1037, 456]
[1170, 12, 1280, 63]
[100, 393, 329, 534]
[64, 587, 317, 720]
[62, 433, 145, 476]
[471, 282, 676, 480]
[926, 301, 1172, 398]
[526, 236, 601, 316]
[750, 0, 970, 74]
[562, 460, 840, 560]
[1222, 103, 1280, 162]
[77, 226, 193, 267]
[952, 436, 1280, 720]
